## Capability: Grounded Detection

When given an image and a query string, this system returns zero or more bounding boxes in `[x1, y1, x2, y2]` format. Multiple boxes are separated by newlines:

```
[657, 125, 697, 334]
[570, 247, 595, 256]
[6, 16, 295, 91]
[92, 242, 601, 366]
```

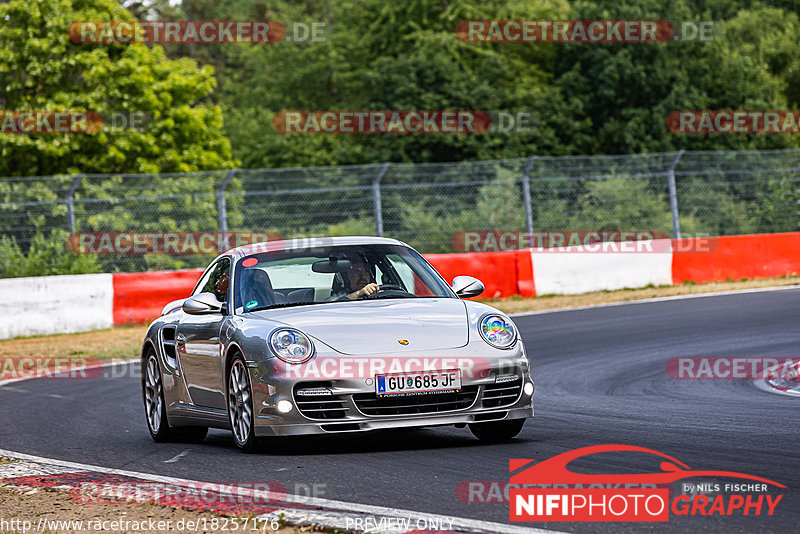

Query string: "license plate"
[375, 370, 461, 397]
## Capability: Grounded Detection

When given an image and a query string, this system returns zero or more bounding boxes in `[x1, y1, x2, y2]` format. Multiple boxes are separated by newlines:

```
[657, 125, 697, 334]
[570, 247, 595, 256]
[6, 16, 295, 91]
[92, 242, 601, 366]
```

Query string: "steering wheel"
[331, 284, 412, 301]
[364, 284, 413, 299]
[376, 283, 406, 292]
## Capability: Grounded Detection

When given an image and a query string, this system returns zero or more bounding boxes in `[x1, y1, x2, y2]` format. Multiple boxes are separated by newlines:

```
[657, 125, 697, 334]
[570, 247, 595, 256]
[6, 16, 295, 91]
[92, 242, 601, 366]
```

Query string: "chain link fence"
[1, 149, 799, 274]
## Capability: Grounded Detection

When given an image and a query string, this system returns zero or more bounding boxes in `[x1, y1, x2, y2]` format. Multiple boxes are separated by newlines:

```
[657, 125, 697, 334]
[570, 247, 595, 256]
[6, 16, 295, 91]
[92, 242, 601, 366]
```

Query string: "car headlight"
[479, 314, 517, 349]
[269, 328, 314, 364]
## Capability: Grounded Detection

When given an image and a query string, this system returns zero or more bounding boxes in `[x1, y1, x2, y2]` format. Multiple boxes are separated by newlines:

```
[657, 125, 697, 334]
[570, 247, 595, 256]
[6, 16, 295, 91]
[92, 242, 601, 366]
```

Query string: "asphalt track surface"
[2, 288, 799, 533]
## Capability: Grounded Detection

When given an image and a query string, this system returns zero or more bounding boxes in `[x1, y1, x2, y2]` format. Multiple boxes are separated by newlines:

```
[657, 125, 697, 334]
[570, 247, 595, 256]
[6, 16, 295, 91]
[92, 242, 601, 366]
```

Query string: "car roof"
[225, 235, 408, 260]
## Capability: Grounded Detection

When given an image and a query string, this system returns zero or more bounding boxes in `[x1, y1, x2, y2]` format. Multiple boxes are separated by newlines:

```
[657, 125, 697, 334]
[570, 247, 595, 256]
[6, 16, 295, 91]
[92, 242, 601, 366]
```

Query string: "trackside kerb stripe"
[0, 273, 113, 339]
[0, 358, 562, 534]
[530, 239, 672, 295]
[0, 450, 562, 534]
[672, 232, 800, 284]
[113, 269, 204, 325]
[3, 231, 800, 337]
[104, 231, 800, 323]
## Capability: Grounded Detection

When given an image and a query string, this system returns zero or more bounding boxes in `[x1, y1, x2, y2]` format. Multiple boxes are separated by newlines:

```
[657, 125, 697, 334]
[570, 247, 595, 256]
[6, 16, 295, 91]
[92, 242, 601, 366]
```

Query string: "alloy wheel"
[228, 360, 253, 446]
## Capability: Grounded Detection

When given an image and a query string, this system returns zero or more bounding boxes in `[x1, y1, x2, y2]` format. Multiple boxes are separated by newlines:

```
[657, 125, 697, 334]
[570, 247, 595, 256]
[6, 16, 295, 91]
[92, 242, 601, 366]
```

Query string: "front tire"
[469, 418, 525, 442]
[228, 356, 258, 453]
[143, 350, 208, 443]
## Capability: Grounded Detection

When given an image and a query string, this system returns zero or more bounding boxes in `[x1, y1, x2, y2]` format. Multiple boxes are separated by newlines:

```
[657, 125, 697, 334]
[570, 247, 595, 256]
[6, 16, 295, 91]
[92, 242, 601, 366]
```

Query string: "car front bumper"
[247, 345, 535, 437]
[253, 404, 534, 436]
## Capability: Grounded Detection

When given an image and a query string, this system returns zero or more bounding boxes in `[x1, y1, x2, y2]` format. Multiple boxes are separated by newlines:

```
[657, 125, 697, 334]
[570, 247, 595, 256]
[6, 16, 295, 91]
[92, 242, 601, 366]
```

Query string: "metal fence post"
[373, 163, 391, 237]
[521, 156, 537, 237]
[667, 150, 684, 239]
[65, 174, 84, 232]
[217, 169, 237, 250]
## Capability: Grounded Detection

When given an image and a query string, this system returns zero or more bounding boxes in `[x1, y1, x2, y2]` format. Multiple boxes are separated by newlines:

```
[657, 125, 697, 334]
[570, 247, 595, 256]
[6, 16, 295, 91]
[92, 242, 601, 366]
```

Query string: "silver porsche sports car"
[141, 236, 534, 451]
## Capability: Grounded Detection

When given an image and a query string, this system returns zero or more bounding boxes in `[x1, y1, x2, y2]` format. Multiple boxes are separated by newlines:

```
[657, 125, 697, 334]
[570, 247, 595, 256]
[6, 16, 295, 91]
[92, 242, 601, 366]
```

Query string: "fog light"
[277, 400, 293, 413]
[523, 382, 534, 396]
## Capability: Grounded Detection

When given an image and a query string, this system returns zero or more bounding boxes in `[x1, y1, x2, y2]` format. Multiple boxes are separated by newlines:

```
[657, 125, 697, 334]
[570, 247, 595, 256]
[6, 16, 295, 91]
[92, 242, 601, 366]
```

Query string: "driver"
[343, 259, 380, 300]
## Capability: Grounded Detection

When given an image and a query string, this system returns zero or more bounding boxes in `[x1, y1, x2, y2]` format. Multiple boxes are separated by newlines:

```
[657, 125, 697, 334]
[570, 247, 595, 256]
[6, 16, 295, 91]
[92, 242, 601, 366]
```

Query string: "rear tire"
[143, 350, 173, 442]
[469, 419, 525, 442]
[143, 350, 207, 443]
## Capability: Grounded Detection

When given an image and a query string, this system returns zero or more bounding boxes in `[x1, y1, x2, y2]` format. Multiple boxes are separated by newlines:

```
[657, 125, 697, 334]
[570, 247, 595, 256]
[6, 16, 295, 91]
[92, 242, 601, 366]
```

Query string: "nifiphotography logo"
[509, 445, 785, 522]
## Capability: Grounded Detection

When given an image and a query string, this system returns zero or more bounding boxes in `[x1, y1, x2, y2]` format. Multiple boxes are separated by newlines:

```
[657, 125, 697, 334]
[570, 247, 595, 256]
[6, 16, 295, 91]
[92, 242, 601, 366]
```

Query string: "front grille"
[352, 386, 479, 416]
[482, 377, 522, 408]
[293, 383, 347, 420]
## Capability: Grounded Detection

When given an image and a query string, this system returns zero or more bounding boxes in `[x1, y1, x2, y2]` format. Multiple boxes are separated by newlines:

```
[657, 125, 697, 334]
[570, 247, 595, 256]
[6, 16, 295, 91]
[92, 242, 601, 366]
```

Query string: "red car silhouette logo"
[510, 444, 785, 487]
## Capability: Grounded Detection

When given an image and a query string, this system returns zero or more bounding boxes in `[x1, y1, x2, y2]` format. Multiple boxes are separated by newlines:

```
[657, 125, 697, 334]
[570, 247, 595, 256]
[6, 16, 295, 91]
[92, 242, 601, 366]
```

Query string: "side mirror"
[452, 276, 484, 298]
[182, 292, 224, 315]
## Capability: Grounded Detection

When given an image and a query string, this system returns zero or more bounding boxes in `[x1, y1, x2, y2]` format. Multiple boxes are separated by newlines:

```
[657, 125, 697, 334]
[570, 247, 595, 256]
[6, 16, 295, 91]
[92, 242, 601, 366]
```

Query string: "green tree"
[552, 0, 797, 154]
[181, 0, 585, 168]
[0, 0, 235, 177]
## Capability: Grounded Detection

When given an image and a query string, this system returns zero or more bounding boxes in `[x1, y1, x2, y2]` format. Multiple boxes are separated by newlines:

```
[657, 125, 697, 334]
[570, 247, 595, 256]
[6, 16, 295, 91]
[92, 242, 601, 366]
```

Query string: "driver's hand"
[355, 283, 380, 298]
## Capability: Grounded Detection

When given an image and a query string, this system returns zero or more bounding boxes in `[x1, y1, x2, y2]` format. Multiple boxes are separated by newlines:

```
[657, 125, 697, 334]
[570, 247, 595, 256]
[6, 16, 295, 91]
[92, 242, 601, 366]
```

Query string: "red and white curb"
[0, 450, 561, 534]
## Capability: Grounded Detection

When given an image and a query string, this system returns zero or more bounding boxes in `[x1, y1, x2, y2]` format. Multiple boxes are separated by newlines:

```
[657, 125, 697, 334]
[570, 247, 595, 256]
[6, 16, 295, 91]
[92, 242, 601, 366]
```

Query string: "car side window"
[195, 258, 231, 302]
[193, 267, 215, 297]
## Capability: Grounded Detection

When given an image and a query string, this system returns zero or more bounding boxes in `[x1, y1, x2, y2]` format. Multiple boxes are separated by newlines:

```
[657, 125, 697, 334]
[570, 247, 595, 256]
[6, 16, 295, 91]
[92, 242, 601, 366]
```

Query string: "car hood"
[252, 298, 469, 355]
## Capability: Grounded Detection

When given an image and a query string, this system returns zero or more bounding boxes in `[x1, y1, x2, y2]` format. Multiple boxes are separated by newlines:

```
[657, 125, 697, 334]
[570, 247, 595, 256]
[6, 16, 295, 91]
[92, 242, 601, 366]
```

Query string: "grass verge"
[0, 325, 145, 362]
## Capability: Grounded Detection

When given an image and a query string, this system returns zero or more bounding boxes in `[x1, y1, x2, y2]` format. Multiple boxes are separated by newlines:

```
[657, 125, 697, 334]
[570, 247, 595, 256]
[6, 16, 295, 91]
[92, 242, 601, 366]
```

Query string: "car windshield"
[233, 244, 455, 313]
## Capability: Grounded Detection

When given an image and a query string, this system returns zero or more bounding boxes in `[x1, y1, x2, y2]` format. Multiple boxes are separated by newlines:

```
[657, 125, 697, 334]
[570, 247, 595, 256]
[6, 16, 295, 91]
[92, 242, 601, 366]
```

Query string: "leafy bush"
[0, 229, 101, 278]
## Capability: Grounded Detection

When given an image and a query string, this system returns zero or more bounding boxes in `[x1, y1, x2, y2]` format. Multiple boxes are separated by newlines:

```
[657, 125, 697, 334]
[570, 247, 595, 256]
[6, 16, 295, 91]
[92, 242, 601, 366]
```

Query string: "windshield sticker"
[242, 258, 258, 268]
[245, 300, 258, 309]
